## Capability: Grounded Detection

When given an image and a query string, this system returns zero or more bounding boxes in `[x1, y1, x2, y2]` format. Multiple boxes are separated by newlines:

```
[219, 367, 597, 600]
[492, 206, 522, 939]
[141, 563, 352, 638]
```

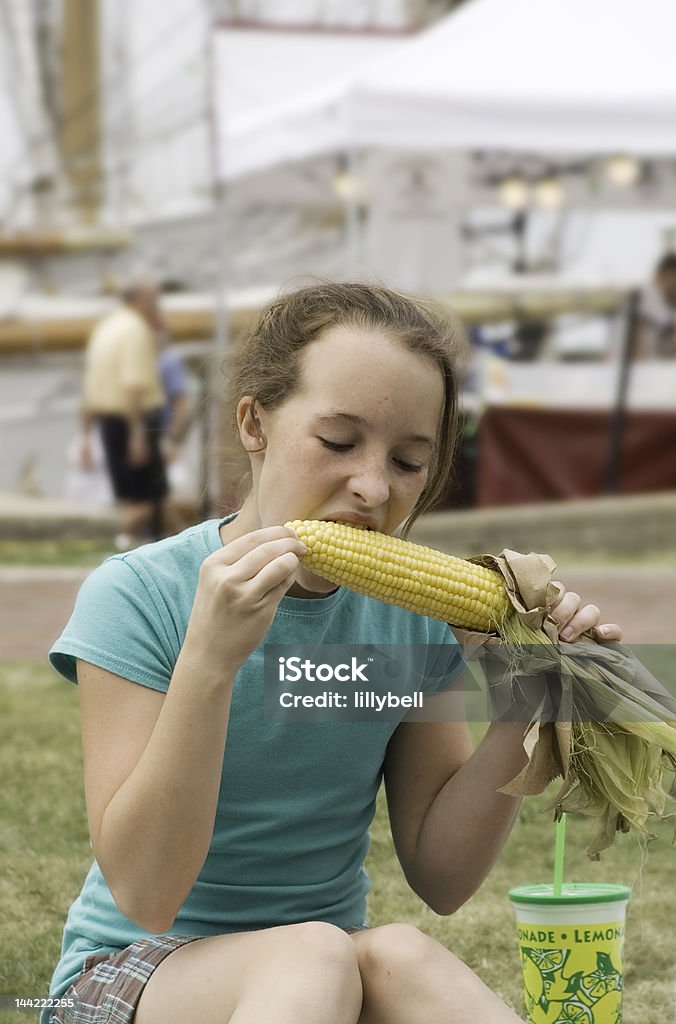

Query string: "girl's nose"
[349, 459, 391, 507]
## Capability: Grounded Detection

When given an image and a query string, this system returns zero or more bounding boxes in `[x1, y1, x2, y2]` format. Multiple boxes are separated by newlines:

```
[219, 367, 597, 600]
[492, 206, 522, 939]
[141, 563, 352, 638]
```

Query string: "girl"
[45, 283, 621, 1024]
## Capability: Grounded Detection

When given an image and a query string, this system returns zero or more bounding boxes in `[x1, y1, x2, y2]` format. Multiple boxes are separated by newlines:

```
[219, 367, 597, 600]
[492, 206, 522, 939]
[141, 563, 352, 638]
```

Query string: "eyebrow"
[315, 412, 436, 449]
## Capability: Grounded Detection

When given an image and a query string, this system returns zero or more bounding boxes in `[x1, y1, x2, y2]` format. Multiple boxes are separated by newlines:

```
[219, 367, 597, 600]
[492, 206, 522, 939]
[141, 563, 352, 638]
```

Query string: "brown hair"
[223, 281, 465, 534]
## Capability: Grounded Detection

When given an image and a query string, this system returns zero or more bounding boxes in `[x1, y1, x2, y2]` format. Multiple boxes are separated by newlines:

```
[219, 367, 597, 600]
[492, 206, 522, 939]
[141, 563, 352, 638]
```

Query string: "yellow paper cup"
[508, 883, 630, 1024]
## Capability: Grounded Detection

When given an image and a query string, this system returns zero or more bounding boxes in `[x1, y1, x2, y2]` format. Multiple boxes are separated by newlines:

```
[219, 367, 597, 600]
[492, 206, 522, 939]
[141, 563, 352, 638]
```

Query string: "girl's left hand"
[548, 582, 623, 643]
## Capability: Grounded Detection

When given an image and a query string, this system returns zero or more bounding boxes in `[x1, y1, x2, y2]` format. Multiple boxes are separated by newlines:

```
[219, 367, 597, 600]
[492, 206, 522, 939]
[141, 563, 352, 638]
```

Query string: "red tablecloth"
[477, 407, 676, 506]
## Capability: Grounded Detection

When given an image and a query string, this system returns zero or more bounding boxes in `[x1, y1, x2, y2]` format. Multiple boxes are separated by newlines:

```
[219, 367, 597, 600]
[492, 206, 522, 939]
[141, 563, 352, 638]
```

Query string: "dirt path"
[0, 568, 90, 660]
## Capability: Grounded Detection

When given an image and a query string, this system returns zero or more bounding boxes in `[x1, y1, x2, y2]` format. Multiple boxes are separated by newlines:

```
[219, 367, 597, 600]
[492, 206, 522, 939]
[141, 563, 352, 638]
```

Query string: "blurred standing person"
[608, 252, 676, 360]
[156, 326, 194, 533]
[157, 327, 192, 466]
[634, 252, 676, 358]
[80, 280, 168, 548]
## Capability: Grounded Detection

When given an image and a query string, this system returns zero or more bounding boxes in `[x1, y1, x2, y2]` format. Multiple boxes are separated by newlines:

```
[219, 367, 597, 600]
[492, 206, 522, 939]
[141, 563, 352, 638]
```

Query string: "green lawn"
[2, 537, 676, 570]
[0, 540, 116, 568]
[1, 662, 674, 1023]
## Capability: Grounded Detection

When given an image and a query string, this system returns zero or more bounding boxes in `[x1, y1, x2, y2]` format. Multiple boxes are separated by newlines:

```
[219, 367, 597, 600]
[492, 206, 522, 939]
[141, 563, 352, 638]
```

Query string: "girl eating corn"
[44, 283, 621, 1024]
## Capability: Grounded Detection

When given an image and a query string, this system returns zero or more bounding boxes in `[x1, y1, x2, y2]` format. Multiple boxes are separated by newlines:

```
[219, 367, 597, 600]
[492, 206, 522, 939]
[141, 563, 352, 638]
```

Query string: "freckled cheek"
[291, 445, 330, 480]
[295, 442, 343, 478]
[269, 439, 312, 472]
[396, 469, 430, 508]
[266, 442, 337, 497]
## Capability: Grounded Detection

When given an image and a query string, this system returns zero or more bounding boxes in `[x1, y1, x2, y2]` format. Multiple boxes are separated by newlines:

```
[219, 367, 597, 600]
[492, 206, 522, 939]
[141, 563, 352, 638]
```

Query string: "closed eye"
[318, 437, 353, 452]
[319, 438, 424, 474]
[394, 459, 424, 474]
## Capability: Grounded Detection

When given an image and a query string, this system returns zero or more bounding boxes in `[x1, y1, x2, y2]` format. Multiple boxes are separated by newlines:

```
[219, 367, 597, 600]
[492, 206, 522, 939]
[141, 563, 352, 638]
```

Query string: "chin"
[295, 566, 336, 595]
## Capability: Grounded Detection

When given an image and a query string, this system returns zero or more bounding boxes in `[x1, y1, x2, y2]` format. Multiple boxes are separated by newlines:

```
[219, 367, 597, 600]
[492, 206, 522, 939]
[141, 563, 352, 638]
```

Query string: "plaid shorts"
[49, 935, 202, 1024]
[49, 926, 368, 1023]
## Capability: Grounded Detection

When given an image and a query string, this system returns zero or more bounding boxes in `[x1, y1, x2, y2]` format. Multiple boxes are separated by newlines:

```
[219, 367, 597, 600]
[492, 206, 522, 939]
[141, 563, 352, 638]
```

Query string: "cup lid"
[509, 883, 631, 906]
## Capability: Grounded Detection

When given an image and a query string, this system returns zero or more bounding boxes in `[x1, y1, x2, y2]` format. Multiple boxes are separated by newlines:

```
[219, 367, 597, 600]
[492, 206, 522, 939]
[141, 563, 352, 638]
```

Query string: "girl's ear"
[237, 397, 267, 453]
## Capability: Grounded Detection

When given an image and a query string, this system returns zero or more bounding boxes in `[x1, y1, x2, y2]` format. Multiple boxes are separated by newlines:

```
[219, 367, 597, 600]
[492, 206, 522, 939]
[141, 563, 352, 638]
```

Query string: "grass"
[1, 662, 674, 1023]
[0, 540, 116, 568]
[3, 537, 676, 571]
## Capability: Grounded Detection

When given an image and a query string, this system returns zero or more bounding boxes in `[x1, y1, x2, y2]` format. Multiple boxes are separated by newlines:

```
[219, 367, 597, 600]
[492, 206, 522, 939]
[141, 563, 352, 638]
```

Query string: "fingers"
[557, 602, 601, 641]
[232, 536, 307, 585]
[548, 581, 623, 643]
[247, 549, 305, 602]
[200, 528, 308, 604]
[218, 526, 303, 566]
[548, 587, 587, 636]
[591, 622, 623, 642]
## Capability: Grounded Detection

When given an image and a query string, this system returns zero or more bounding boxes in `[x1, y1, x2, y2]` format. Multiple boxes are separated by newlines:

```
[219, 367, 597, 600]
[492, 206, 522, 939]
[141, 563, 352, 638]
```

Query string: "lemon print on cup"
[509, 884, 630, 1024]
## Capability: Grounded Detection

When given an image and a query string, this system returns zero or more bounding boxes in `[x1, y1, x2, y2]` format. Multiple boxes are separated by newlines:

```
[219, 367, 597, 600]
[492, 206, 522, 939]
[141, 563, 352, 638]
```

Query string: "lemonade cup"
[509, 883, 630, 1024]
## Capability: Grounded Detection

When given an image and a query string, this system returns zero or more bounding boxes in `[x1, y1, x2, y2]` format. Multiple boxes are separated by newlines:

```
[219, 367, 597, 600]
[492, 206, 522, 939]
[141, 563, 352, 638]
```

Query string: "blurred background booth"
[3, 0, 676, 517]
[474, 358, 676, 507]
[214, 0, 676, 510]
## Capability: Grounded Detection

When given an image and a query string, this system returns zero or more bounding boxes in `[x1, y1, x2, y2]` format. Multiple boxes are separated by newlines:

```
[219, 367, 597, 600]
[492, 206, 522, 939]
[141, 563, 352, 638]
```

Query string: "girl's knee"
[271, 923, 362, 1020]
[281, 921, 360, 966]
[356, 923, 451, 981]
[271, 922, 361, 989]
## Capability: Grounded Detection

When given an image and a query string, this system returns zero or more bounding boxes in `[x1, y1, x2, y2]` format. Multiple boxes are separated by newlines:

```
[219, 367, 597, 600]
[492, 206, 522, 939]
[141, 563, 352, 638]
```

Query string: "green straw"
[553, 813, 567, 896]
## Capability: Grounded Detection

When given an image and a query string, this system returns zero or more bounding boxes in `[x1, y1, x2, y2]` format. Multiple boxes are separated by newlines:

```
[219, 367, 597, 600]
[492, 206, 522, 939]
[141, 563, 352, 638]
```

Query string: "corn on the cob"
[286, 520, 676, 856]
[285, 519, 510, 632]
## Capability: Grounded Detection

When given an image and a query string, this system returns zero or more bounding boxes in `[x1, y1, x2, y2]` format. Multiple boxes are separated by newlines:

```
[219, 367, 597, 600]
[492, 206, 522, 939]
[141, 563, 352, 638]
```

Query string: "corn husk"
[461, 550, 676, 857]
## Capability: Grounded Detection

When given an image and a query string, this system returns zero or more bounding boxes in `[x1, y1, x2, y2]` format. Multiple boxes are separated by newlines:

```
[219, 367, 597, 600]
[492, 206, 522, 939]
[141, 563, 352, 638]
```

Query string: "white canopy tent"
[210, 0, 676, 509]
[216, 0, 676, 181]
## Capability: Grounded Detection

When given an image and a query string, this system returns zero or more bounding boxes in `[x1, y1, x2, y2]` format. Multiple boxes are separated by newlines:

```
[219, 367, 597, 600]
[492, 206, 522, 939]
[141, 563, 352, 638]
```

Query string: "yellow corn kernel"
[286, 519, 510, 632]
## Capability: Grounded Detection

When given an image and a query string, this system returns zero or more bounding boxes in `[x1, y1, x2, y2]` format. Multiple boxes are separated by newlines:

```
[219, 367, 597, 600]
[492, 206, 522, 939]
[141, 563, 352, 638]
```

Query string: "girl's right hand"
[183, 526, 308, 677]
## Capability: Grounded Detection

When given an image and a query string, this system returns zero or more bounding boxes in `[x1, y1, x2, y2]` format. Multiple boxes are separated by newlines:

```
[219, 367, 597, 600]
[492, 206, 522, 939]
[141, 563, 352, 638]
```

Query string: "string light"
[534, 176, 565, 210]
[333, 168, 361, 200]
[333, 151, 365, 202]
[499, 175, 529, 211]
[605, 154, 641, 187]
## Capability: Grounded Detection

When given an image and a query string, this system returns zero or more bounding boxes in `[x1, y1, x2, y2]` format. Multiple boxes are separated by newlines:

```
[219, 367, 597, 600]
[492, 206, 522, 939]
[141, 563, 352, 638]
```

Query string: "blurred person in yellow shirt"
[80, 280, 168, 548]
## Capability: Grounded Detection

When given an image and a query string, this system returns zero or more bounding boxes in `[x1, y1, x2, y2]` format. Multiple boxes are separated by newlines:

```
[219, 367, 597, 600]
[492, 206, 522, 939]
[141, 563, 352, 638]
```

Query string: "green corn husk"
[496, 613, 676, 857]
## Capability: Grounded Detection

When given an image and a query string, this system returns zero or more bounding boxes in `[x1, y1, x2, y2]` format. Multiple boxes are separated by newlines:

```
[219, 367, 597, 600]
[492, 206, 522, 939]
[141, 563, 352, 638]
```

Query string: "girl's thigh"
[134, 921, 361, 1024]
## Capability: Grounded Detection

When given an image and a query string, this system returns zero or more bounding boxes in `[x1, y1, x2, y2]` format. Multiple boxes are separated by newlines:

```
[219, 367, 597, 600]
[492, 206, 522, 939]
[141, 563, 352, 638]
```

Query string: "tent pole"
[201, 14, 231, 520]
[201, 176, 231, 519]
[344, 145, 361, 278]
[604, 288, 640, 494]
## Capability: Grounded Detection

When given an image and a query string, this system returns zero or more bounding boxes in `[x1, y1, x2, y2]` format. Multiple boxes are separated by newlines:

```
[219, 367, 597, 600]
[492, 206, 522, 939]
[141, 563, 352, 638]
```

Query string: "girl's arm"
[78, 526, 306, 933]
[383, 716, 527, 915]
[78, 656, 236, 933]
[384, 591, 622, 915]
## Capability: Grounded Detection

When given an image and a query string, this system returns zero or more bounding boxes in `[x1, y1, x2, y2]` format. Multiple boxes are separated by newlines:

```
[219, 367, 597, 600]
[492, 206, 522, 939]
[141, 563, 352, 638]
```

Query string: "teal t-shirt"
[45, 515, 465, 1003]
